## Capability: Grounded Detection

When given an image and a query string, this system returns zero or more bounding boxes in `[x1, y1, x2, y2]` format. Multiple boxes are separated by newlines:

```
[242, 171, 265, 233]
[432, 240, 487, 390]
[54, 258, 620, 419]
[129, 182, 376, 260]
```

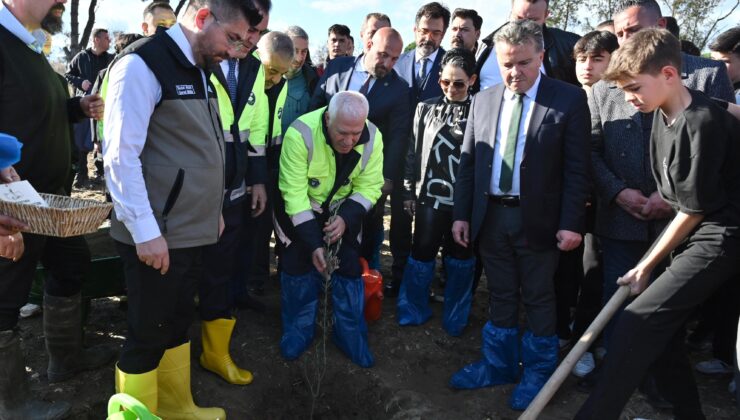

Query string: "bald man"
[310, 27, 412, 269]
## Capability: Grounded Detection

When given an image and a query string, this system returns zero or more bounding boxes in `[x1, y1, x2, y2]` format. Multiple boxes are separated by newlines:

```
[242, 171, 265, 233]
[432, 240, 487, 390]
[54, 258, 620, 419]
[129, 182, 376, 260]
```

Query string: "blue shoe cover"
[449, 322, 519, 389]
[331, 274, 375, 368]
[442, 256, 475, 336]
[279, 271, 322, 360]
[396, 257, 435, 326]
[509, 331, 558, 410]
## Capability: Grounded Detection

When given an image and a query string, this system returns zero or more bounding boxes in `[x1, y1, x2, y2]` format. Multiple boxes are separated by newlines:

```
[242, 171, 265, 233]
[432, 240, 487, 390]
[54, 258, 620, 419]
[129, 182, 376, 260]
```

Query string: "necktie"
[499, 93, 524, 193]
[226, 58, 238, 107]
[359, 74, 373, 96]
[417, 58, 429, 85]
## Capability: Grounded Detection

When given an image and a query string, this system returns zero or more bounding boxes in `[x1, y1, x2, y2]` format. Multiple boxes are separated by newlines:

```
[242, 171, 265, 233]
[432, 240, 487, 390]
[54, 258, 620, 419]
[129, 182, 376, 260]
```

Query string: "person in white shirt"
[103, 0, 262, 417]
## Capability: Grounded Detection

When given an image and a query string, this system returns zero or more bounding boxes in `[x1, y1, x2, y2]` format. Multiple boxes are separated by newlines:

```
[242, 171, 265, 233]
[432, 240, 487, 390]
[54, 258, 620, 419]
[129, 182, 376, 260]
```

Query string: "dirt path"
[21, 188, 734, 419]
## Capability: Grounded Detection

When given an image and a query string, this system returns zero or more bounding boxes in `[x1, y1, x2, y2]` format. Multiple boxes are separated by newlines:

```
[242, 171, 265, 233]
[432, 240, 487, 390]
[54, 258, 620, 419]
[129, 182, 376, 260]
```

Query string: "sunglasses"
[439, 79, 467, 89]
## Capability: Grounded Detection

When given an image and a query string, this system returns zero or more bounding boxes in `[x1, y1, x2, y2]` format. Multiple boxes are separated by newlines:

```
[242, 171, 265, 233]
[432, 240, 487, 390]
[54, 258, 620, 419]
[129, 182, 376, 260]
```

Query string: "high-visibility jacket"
[268, 80, 288, 147]
[277, 107, 384, 250]
[210, 51, 267, 206]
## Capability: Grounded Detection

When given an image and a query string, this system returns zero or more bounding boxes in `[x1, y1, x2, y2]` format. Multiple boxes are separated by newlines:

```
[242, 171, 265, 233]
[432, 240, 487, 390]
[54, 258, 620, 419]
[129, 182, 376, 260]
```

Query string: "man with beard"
[1, 0, 113, 418]
[65, 27, 114, 188]
[103, 0, 262, 416]
[282, 25, 318, 133]
[310, 27, 411, 273]
[449, 8, 482, 54]
[389, 2, 450, 296]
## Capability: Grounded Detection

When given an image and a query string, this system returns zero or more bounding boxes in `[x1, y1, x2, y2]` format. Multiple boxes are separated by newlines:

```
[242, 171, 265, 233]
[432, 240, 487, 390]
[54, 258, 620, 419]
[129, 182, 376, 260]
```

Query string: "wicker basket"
[0, 193, 112, 237]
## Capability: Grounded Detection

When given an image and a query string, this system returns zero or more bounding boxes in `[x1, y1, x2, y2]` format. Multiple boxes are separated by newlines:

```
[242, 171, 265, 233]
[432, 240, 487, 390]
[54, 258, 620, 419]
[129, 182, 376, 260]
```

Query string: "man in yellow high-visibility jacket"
[276, 91, 384, 367]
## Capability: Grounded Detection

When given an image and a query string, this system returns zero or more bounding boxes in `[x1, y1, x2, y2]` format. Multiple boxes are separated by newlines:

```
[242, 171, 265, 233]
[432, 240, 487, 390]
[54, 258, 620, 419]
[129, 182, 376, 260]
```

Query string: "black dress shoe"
[234, 294, 266, 312]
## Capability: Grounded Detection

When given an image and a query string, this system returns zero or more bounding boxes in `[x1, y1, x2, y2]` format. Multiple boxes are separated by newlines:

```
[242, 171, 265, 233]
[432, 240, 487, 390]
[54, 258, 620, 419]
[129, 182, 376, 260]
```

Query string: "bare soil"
[18, 187, 738, 419]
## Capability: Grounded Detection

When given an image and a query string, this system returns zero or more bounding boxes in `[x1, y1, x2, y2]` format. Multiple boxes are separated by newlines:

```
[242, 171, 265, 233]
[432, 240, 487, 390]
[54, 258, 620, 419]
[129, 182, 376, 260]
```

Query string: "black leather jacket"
[474, 24, 581, 92]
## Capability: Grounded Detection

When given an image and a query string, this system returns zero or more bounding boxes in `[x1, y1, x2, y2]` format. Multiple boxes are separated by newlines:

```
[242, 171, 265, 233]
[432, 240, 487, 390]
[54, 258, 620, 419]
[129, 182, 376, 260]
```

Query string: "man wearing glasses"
[387, 2, 451, 297]
[103, 0, 262, 417]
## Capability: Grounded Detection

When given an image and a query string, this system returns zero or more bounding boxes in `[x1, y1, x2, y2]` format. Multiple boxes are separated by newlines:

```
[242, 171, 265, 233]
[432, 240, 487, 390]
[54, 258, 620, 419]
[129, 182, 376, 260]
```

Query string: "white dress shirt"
[103, 23, 207, 244]
[415, 48, 439, 81]
[489, 74, 542, 196]
[347, 56, 376, 93]
[0, 3, 44, 53]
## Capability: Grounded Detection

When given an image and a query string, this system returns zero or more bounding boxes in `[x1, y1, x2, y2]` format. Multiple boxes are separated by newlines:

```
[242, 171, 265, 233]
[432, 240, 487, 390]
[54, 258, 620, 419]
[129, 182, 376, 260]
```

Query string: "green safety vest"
[279, 107, 384, 227]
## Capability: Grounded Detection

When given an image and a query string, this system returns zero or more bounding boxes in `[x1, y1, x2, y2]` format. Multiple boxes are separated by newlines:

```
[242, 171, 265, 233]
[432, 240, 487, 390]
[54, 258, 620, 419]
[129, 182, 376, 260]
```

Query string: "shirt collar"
[504, 73, 542, 101]
[0, 3, 40, 52]
[416, 48, 439, 64]
[166, 23, 197, 67]
[354, 54, 368, 73]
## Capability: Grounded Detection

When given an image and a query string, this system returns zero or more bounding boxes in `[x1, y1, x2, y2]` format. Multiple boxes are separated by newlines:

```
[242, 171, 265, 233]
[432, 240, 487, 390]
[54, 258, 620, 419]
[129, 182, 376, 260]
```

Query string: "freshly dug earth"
[18, 189, 737, 419]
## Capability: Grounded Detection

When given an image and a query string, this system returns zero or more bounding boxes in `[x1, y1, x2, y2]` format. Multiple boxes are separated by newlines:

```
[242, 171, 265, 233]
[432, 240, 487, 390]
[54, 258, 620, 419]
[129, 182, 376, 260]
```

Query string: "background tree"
[63, 0, 100, 61]
[659, 0, 739, 50]
[546, 0, 582, 32]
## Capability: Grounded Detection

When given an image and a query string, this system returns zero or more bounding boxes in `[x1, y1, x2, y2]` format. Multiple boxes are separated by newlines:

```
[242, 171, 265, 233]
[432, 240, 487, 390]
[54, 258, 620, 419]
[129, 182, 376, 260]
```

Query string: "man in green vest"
[276, 91, 384, 367]
[245, 30, 292, 295]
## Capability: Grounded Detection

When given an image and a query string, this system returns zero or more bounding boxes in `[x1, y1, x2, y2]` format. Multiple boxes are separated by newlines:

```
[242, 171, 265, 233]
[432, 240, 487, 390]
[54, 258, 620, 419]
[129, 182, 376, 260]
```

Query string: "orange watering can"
[360, 258, 383, 322]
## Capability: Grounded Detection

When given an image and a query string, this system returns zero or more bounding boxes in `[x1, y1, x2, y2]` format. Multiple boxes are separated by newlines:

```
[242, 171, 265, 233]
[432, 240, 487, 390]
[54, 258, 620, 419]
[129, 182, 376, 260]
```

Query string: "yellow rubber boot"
[114, 364, 158, 414]
[200, 318, 253, 385]
[157, 342, 226, 420]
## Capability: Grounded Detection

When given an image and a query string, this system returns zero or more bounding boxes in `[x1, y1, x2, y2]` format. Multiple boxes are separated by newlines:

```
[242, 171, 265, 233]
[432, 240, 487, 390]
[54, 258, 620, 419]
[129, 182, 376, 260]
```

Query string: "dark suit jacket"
[453, 76, 591, 250]
[590, 53, 736, 242]
[394, 48, 445, 107]
[309, 55, 411, 181]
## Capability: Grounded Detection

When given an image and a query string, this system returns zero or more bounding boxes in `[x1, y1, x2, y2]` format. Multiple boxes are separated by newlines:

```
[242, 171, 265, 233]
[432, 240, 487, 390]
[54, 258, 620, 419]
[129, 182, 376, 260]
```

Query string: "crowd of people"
[1, 0, 739, 418]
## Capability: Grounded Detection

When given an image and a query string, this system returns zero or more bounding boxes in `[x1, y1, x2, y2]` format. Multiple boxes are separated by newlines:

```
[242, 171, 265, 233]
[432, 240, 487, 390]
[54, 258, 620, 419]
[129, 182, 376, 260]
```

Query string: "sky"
[52, 0, 740, 59]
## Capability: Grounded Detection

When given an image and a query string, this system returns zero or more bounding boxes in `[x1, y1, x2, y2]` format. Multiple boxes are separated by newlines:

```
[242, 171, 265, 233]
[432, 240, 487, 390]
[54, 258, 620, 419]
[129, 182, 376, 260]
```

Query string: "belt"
[489, 195, 520, 207]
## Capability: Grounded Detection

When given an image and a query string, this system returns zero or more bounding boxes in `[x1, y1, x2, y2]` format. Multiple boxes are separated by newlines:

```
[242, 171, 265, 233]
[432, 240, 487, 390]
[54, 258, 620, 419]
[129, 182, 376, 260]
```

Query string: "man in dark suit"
[449, 20, 590, 411]
[310, 27, 411, 271]
[387, 2, 450, 294]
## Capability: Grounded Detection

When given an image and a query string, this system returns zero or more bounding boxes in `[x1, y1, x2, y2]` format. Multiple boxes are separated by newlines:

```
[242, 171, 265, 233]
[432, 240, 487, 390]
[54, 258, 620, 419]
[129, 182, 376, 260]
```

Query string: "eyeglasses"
[211, 12, 246, 52]
[439, 79, 467, 89]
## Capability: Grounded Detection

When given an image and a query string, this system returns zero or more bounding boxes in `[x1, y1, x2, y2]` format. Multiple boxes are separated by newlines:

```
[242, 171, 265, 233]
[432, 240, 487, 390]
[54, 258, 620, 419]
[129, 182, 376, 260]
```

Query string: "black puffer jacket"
[474, 24, 581, 92]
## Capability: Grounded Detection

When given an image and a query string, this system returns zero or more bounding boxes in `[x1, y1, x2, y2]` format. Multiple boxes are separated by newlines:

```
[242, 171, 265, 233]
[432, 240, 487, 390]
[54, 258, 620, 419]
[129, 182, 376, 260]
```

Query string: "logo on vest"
[248, 92, 256, 105]
[277, 107, 283, 119]
[309, 178, 320, 188]
[176, 84, 196, 96]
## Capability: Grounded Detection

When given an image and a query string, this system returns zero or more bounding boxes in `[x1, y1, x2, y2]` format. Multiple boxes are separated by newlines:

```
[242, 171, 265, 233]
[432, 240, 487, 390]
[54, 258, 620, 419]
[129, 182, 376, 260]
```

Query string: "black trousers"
[576, 228, 740, 420]
[246, 178, 279, 290]
[199, 203, 244, 321]
[0, 233, 89, 331]
[571, 232, 604, 345]
[411, 205, 471, 262]
[116, 241, 203, 373]
[389, 186, 412, 280]
[478, 202, 559, 336]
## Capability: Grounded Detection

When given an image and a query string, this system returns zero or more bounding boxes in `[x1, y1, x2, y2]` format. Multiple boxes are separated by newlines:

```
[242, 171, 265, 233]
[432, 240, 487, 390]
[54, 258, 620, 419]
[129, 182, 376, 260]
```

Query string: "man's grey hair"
[327, 91, 369, 123]
[258, 31, 295, 62]
[285, 25, 309, 41]
[494, 19, 544, 52]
